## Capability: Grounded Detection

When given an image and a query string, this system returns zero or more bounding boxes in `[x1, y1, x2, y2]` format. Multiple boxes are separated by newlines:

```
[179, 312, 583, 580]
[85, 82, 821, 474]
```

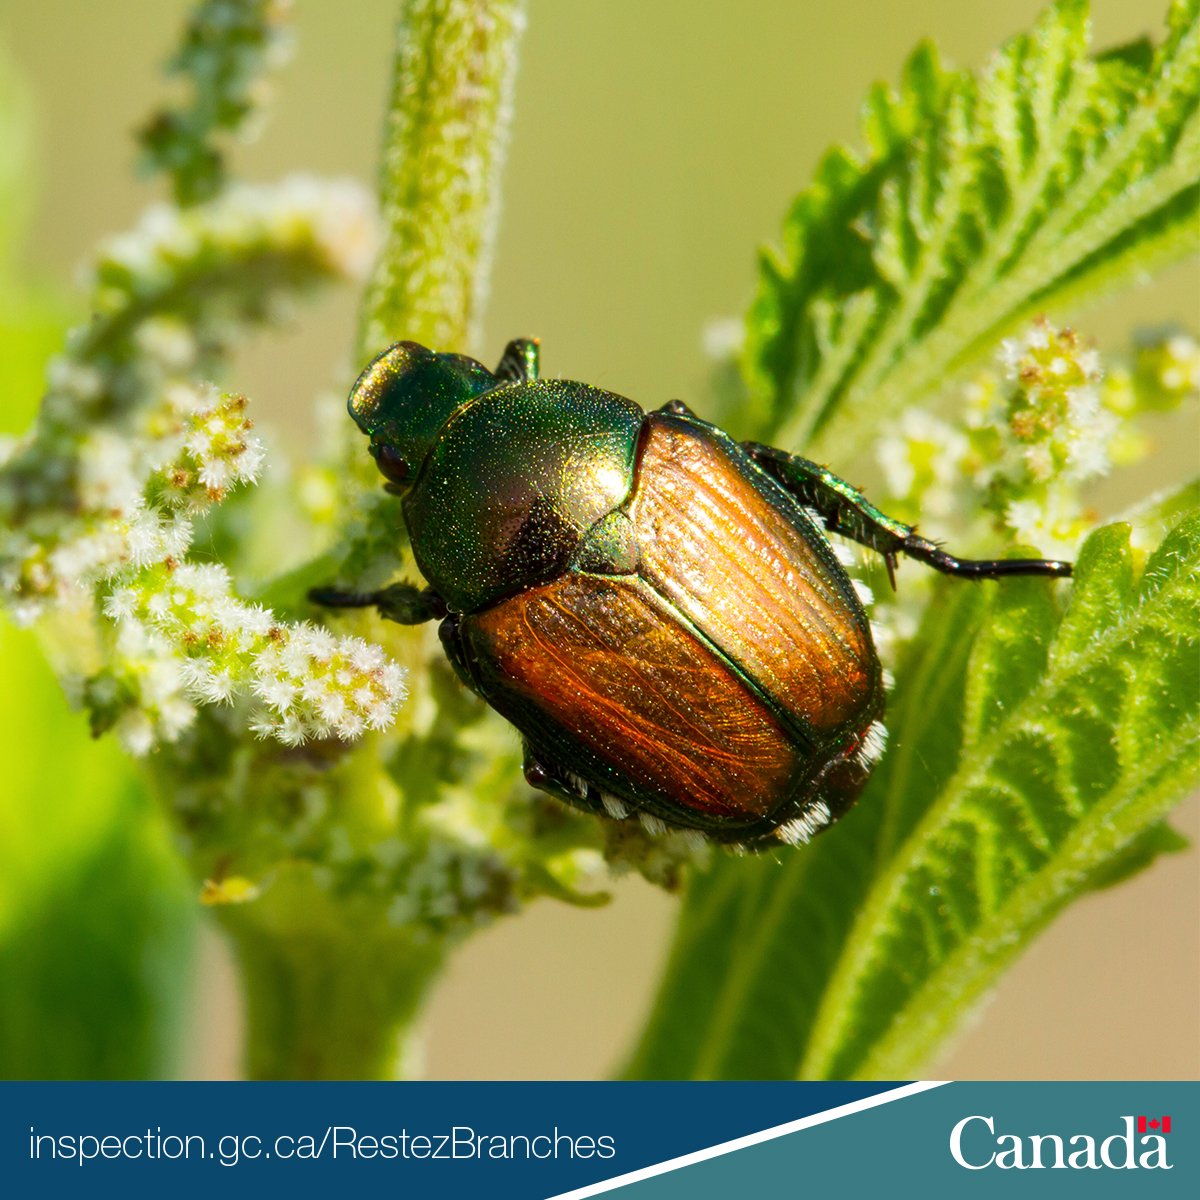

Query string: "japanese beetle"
[314, 339, 1071, 850]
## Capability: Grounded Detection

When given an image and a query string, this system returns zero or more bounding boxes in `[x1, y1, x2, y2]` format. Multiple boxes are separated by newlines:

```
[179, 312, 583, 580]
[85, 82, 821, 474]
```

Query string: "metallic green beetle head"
[348, 341, 497, 488]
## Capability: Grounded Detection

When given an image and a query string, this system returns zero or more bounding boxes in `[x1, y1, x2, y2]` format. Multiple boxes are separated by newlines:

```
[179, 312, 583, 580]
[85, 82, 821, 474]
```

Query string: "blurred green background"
[1, 0, 1196, 1079]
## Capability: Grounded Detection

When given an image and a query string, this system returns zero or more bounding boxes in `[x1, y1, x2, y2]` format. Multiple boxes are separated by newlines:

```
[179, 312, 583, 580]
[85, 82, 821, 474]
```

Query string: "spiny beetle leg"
[742, 441, 1073, 584]
[494, 337, 540, 383]
[898, 533, 1073, 579]
[308, 581, 448, 624]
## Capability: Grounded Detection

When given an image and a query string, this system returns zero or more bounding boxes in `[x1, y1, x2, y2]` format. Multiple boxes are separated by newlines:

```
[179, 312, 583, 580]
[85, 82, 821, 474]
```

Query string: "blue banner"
[2, 1081, 1194, 1198]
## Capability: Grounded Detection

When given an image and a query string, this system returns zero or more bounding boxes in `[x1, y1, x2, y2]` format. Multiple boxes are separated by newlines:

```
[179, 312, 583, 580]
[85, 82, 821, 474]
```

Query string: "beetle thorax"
[402, 380, 645, 613]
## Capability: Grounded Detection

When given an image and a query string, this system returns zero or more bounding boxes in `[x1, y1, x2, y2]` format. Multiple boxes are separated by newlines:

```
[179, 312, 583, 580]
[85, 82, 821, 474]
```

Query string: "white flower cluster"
[0, 383, 261, 623]
[95, 175, 376, 305]
[154, 387, 265, 508]
[0, 175, 403, 754]
[995, 321, 1114, 486]
[983, 322, 1116, 553]
[2, 177, 375, 623]
[875, 319, 1170, 558]
[103, 562, 405, 752]
[96, 622, 199, 756]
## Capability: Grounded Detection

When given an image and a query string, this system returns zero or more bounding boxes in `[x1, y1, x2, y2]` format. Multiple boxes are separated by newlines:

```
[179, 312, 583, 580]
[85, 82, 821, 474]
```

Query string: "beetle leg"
[522, 744, 634, 823]
[437, 613, 487, 696]
[658, 399, 697, 417]
[494, 337, 540, 383]
[522, 745, 581, 802]
[741, 442, 1074, 584]
[308, 581, 448, 624]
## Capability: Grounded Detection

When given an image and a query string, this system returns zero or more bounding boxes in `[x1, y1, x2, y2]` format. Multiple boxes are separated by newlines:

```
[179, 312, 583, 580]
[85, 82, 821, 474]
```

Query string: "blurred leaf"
[0, 302, 198, 1077]
[747, 0, 1200, 457]
[0, 77, 196, 1073]
[0, 622, 196, 1079]
[625, 514, 1199, 1079]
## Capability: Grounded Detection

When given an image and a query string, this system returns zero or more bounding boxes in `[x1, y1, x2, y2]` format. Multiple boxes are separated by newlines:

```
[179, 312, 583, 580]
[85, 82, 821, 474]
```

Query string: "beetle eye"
[372, 442, 411, 485]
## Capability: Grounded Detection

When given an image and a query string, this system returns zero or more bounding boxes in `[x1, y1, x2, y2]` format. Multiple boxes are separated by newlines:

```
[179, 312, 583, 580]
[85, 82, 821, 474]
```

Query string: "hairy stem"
[228, 0, 529, 1080]
[358, 0, 527, 358]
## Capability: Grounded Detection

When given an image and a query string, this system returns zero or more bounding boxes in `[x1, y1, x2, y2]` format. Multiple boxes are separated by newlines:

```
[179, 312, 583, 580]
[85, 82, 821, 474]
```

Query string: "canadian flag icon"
[1137, 1116, 1172, 1134]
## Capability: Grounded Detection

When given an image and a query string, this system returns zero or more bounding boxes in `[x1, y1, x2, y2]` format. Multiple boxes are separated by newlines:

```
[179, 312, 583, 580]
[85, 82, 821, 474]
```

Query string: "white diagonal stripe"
[544, 1080, 950, 1199]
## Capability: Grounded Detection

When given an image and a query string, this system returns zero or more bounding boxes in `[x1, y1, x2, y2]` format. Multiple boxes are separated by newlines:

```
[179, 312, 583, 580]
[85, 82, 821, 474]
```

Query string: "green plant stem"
[234, 937, 443, 1081]
[225, 0, 528, 1081]
[223, 874, 446, 1081]
[359, 0, 527, 358]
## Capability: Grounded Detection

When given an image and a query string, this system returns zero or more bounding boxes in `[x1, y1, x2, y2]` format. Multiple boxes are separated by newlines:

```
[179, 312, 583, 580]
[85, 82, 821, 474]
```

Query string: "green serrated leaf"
[624, 514, 1199, 1080]
[1085, 820, 1189, 891]
[961, 568, 1059, 748]
[1117, 477, 1200, 547]
[747, 0, 1200, 460]
[1050, 523, 1135, 663]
